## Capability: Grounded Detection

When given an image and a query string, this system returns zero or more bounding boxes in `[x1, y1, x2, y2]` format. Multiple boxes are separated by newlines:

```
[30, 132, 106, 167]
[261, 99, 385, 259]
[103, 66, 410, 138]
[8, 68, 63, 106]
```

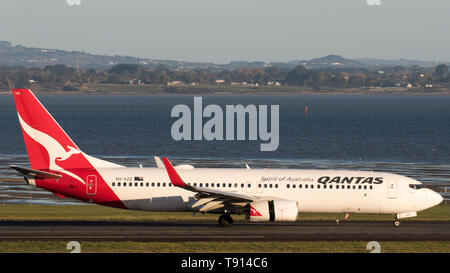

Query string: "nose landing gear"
[393, 219, 401, 227]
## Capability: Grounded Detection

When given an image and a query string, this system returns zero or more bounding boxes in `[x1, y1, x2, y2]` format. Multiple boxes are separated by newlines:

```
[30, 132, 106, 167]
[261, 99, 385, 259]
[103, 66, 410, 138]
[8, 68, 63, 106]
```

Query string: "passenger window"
[358, 185, 362, 189]
[317, 185, 320, 189]
[264, 184, 267, 188]
[112, 182, 115, 187]
[269, 184, 273, 188]
[311, 185, 314, 189]
[129, 183, 132, 187]
[205, 183, 209, 187]
[287, 184, 290, 189]
[157, 183, 160, 187]
[118, 182, 121, 187]
[234, 183, 238, 188]
[305, 184, 308, 189]
[329, 185, 333, 189]
[258, 184, 261, 188]
[248, 184, 251, 188]
[222, 183, 226, 187]
[275, 184, 278, 188]
[241, 183, 244, 188]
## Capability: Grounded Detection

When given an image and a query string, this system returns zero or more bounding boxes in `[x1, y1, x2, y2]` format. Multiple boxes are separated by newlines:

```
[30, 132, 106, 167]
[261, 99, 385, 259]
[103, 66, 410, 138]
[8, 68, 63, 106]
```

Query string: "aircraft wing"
[162, 157, 256, 212]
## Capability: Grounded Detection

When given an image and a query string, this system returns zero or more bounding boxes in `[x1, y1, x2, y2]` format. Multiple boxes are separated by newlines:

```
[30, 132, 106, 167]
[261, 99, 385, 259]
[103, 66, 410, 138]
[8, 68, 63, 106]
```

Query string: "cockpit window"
[409, 184, 424, 190]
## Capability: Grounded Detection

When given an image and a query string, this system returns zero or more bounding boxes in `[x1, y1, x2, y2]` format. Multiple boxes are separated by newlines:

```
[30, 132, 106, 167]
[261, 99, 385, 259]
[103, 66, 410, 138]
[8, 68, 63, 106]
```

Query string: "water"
[0, 94, 449, 204]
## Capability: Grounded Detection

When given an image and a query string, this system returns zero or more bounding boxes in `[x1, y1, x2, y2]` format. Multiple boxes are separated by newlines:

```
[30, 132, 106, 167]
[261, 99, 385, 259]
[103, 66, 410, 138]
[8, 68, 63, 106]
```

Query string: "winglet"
[154, 156, 164, 168]
[162, 157, 188, 187]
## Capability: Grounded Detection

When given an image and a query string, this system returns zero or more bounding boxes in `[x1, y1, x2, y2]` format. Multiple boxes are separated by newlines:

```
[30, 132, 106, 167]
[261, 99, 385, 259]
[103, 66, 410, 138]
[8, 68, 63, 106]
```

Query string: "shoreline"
[1, 84, 449, 95]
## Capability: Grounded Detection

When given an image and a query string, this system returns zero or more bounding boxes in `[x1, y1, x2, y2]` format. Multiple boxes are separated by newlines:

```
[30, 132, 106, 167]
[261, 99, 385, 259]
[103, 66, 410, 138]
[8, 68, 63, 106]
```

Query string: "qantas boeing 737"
[9, 89, 443, 227]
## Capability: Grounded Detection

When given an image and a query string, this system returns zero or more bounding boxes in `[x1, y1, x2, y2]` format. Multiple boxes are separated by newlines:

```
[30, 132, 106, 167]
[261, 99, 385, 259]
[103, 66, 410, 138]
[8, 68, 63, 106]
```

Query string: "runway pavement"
[0, 220, 448, 242]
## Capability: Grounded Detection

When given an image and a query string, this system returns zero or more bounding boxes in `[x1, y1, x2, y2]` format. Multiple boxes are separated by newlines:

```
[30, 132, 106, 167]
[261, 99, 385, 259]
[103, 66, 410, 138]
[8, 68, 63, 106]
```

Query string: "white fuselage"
[95, 167, 442, 215]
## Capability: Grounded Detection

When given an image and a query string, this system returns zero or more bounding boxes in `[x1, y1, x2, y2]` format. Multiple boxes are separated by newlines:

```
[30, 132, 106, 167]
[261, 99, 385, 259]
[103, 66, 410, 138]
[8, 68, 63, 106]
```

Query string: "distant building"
[266, 81, 281, 86]
[215, 79, 225, 84]
[167, 81, 183, 86]
[395, 82, 412, 88]
[129, 79, 143, 85]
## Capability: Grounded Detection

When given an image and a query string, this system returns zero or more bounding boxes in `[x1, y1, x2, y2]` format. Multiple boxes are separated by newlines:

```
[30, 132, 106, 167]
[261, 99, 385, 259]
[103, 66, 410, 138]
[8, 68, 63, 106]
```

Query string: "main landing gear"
[218, 214, 234, 227]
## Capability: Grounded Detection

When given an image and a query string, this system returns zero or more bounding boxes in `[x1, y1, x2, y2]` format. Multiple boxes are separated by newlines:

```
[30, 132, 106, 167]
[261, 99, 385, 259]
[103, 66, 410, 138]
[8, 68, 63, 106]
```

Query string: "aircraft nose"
[427, 190, 443, 206]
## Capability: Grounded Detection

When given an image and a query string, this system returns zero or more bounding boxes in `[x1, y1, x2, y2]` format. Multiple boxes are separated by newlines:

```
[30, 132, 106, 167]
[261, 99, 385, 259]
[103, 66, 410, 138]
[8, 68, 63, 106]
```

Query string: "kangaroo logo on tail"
[17, 113, 85, 184]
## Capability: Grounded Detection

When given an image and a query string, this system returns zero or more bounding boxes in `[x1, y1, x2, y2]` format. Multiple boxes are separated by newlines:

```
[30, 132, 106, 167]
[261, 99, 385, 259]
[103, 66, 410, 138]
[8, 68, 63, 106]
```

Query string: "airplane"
[9, 89, 443, 227]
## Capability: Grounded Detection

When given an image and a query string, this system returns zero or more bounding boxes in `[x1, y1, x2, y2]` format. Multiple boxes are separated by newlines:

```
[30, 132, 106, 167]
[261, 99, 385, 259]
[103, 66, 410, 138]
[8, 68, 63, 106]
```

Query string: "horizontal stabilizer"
[9, 165, 62, 179]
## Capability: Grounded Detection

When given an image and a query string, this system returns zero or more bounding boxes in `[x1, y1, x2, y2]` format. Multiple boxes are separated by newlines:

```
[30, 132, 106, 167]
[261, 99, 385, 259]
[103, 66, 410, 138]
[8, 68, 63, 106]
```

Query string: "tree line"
[0, 63, 448, 91]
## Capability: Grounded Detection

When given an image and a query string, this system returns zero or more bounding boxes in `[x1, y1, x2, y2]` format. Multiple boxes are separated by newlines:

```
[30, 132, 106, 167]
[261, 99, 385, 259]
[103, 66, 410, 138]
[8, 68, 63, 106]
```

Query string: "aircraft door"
[86, 175, 97, 195]
[387, 180, 397, 199]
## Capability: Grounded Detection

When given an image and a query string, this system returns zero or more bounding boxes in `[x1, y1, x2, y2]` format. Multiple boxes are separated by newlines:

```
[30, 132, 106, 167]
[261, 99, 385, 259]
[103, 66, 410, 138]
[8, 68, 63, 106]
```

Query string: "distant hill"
[287, 55, 364, 69]
[0, 41, 448, 70]
[354, 57, 442, 68]
[0, 41, 216, 70]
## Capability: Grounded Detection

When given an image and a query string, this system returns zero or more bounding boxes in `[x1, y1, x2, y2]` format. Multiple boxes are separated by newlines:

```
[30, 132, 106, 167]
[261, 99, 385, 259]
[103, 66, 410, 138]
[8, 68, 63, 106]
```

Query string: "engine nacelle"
[248, 199, 298, 222]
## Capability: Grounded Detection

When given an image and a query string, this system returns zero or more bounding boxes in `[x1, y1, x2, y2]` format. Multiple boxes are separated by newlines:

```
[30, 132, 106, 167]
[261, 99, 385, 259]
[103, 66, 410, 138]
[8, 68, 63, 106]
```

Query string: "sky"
[0, 0, 449, 63]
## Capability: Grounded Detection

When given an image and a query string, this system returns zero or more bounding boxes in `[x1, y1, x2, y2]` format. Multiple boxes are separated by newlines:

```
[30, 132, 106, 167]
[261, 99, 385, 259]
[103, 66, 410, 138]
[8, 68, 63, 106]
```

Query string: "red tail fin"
[12, 89, 121, 170]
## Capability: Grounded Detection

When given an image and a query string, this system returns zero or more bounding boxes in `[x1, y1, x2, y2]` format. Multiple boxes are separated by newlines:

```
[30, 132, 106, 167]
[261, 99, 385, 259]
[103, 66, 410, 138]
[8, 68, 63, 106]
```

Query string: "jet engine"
[248, 199, 298, 222]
